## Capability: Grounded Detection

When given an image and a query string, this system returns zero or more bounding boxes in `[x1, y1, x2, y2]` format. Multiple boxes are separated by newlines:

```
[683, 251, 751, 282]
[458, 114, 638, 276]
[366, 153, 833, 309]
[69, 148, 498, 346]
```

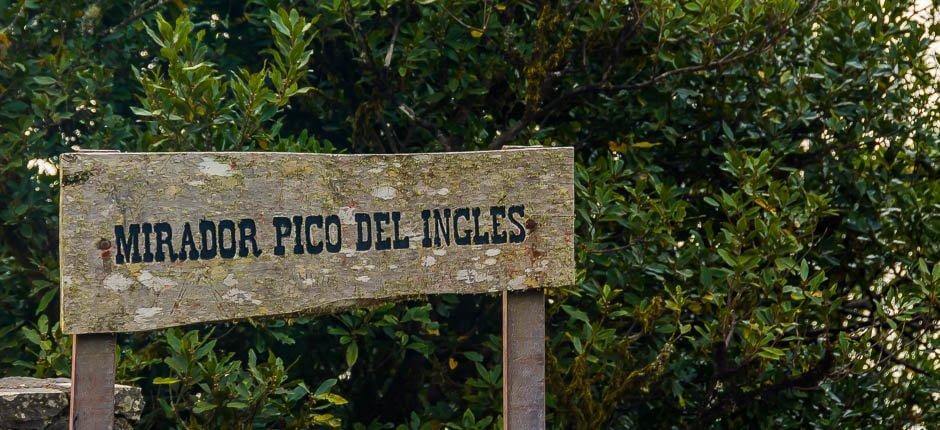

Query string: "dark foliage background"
[1, 0, 937, 428]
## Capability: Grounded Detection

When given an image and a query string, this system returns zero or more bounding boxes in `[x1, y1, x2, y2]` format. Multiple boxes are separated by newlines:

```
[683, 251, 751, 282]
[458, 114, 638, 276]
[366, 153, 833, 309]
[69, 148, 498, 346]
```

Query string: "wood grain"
[502, 290, 546, 429]
[69, 333, 116, 430]
[59, 148, 574, 334]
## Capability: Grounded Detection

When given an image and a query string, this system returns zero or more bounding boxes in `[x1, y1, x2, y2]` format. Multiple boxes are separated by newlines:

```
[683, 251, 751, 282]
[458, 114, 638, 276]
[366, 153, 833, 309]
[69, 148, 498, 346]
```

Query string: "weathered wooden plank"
[500, 145, 546, 429]
[69, 333, 116, 430]
[59, 148, 574, 333]
[502, 289, 546, 430]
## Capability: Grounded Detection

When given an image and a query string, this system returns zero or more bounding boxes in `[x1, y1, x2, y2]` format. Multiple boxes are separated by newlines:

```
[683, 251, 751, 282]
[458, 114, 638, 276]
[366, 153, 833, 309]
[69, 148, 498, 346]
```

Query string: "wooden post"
[502, 144, 546, 430]
[502, 289, 546, 429]
[69, 333, 116, 430]
[68, 147, 118, 430]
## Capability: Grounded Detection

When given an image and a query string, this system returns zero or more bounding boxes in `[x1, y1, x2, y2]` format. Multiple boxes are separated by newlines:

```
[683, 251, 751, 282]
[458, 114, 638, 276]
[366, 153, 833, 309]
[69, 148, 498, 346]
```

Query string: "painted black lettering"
[114, 224, 141, 264]
[178, 222, 198, 261]
[141, 222, 154, 262]
[238, 219, 262, 257]
[391, 212, 410, 249]
[272, 217, 292, 256]
[199, 220, 217, 260]
[305, 215, 324, 254]
[508, 205, 526, 243]
[421, 209, 432, 248]
[291, 216, 304, 254]
[471, 208, 489, 245]
[324, 215, 342, 253]
[490, 206, 508, 244]
[218, 220, 237, 259]
[433, 208, 451, 246]
[355, 213, 372, 251]
[374, 212, 392, 251]
[453, 208, 472, 245]
[154, 222, 177, 262]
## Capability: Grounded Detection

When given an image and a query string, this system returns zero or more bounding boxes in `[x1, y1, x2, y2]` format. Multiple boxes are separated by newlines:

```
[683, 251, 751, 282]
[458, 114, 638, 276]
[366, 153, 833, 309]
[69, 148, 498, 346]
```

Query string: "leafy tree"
[0, 0, 936, 428]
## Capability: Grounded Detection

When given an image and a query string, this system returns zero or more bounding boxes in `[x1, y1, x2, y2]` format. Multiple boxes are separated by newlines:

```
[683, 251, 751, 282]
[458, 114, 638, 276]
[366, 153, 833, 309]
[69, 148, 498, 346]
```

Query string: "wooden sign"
[59, 148, 574, 334]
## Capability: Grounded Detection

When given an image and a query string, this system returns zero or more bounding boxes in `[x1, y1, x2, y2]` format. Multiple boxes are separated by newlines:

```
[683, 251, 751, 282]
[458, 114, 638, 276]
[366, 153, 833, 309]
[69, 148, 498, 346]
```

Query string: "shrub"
[0, 0, 936, 428]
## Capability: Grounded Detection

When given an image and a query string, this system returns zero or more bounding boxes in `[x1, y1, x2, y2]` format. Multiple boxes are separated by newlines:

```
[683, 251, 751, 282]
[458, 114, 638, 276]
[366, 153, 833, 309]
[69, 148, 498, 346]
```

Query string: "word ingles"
[418, 205, 526, 247]
[112, 205, 527, 265]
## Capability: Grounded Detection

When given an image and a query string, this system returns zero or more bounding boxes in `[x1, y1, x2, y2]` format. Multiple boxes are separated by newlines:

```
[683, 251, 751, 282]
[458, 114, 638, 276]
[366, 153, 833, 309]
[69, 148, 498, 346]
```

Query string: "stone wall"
[0, 377, 142, 430]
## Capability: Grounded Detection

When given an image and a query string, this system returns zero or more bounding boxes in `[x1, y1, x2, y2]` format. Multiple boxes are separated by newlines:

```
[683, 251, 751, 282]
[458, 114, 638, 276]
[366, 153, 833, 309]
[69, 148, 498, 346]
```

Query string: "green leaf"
[165, 330, 181, 353]
[314, 378, 337, 396]
[21, 328, 41, 346]
[192, 401, 217, 413]
[182, 62, 209, 71]
[655, 324, 676, 334]
[36, 315, 48, 335]
[716, 249, 737, 267]
[570, 335, 583, 354]
[32, 76, 56, 85]
[269, 11, 292, 37]
[807, 271, 826, 290]
[345, 342, 358, 367]
[722, 122, 734, 140]
[463, 351, 484, 362]
[632, 141, 660, 149]
[562, 305, 590, 325]
[314, 392, 348, 405]
[130, 106, 153, 117]
[226, 401, 248, 409]
[407, 342, 433, 356]
[758, 347, 786, 360]
[35, 289, 57, 314]
[153, 377, 180, 385]
[193, 339, 216, 360]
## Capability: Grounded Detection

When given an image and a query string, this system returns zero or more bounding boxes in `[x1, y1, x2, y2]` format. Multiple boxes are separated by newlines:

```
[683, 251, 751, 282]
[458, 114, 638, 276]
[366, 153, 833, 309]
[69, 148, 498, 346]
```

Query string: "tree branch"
[870, 342, 935, 378]
[97, 0, 170, 38]
[701, 347, 835, 421]
[1, 0, 27, 34]
[487, 0, 822, 149]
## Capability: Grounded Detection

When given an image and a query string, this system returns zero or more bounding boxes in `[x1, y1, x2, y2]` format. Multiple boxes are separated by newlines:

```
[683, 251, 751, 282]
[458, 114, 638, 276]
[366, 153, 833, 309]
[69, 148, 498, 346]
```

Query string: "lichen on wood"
[59, 148, 574, 334]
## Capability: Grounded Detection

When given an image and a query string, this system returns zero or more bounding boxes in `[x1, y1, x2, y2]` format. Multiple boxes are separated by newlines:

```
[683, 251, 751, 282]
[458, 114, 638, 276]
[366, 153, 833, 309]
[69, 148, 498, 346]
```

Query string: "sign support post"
[502, 289, 546, 429]
[69, 333, 116, 430]
[501, 145, 546, 430]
